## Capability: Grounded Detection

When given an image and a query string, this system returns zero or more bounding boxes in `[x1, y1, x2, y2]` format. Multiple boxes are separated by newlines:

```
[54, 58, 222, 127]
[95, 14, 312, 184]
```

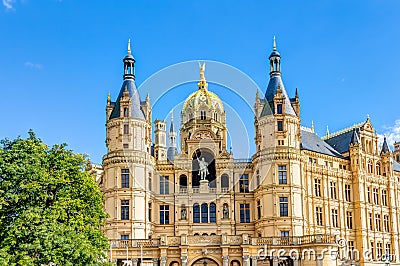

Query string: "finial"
[311, 121, 315, 133]
[367, 114, 370, 121]
[273, 36, 277, 51]
[127, 39, 131, 55]
[295, 88, 299, 98]
[107, 92, 111, 105]
[326, 125, 330, 137]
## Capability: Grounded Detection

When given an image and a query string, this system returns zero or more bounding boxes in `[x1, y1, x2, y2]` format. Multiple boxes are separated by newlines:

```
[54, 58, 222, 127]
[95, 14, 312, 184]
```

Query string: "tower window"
[257, 200, 261, 219]
[278, 165, 287, 184]
[221, 174, 229, 192]
[277, 104, 283, 114]
[124, 108, 129, 117]
[200, 110, 206, 120]
[277, 120, 283, 131]
[279, 197, 288, 217]
[121, 200, 129, 220]
[240, 203, 250, 223]
[239, 174, 249, 193]
[121, 169, 129, 188]
[123, 124, 129, 134]
[160, 205, 169, 224]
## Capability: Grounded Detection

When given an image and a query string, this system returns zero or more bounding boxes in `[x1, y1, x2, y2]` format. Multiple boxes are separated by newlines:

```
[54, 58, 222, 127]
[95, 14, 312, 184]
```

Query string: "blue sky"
[1, 0, 400, 163]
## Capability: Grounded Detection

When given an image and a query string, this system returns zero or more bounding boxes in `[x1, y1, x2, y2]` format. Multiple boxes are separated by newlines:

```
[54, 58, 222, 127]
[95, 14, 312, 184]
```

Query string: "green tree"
[0, 131, 111, 266]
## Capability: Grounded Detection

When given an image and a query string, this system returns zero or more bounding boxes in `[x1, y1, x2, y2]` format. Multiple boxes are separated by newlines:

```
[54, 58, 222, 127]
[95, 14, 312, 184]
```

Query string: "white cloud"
[2, 0, 15, 10]
[378, 119, 400, 149]
[24, 61, 43, 70]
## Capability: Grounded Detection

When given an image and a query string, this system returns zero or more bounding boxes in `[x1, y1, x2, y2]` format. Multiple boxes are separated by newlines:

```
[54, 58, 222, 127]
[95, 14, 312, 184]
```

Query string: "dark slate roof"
[381, 137, 391, 155]
[324, 129, 360, 154]
[260, 75, 296, 116]
[394, 160, 400, 172]
[301, 130, 344, 158]
[169, 120, 174, 133]
[109, 79, 145, 120]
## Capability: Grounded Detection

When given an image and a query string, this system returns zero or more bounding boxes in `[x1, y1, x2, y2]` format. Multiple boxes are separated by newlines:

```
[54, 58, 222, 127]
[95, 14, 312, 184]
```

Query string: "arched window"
[201, 203, 208, 223]
[221, 174, 229, 192]
[194, 233, 199, 236]
[214, 112, 218, 121]
[376, 163, 381, 175]
[202, 233, 208, 236]
[210, 203, 216, 222]
[193, 203, 200, 223]
[368, 160, 373, 173]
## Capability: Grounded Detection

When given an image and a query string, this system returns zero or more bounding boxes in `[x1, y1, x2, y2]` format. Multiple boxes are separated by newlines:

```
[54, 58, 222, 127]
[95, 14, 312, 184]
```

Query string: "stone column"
[292, 258, 298, 266]
[160, 257, 167, 266]
[153, 258, 159, 266]
[272, 257, 278, 266]
[222, 256, 229, 266]
[243, 256, 250, 266]
[181, 256, 188, 266]
[251, 256, 257, 266]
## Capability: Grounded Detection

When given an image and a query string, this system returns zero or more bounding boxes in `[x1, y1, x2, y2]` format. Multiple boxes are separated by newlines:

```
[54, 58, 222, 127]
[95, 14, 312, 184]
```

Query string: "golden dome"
[182, 62, 224, 114]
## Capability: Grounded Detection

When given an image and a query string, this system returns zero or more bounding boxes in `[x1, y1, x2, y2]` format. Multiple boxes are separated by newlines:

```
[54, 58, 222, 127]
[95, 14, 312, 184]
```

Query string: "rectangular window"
[369, 212, 373, 230]
[148, 203, 152, 222]
[280, 231, 289, 239]
[121, 169, 129, 188]
[240, 203, 250, 223]
[375, 214, 381, 231]
[278, 165, 287, 184]
[346, 211, 353, 229]
[160, 205, 169, 224]
[279, 197, 288, 217]
[121, 235, 129, 240]
[367, 187, 371, 203]
[314, 179, 321, 197]
[277, 120, 283, 131]
[123, 143, 129, 149]
[345, 184, 351, 201]
[239, 174, 249, 193]
[373, 188, 379, 204]
[277, 104, 283, 114]
[124, 124, 129, 134]
[330, 181, 337, 199]
[121, 200, 129, 220]
[377, 243, 383, 259]
[124, 107, 129, 117]
[160, 176, 169, 194]
[371, 242, 375, 259]
[257, 200, 261, 220]
[331, 209, 338, 227]
[385, 243, 391, 256]
[382, 190, 387, 206]
[348, 241, 355, 259]
[384, 215, 390, 232]
[316, 206, 323, 226]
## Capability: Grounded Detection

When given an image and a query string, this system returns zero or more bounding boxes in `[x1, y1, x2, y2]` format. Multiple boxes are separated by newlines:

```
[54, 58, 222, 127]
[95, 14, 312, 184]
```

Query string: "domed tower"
[180, 63, 228, 187]
[102, 40, 154, 240]
[253, 37, 304, 238]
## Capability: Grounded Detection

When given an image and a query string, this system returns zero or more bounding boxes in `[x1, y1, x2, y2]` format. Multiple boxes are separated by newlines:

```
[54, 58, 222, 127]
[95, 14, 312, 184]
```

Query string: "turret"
[154, 120, 167, 161]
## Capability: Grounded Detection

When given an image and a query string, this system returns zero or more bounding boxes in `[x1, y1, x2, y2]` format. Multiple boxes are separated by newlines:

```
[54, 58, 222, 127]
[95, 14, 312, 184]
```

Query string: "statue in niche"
[181, 207, 187, 220]
[197, 157, 209, 181]
[223, 204, 229, 219]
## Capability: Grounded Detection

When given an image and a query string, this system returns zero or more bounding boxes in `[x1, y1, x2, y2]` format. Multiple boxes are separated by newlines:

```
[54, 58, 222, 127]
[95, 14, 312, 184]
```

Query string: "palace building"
[98, 39, 400, 266]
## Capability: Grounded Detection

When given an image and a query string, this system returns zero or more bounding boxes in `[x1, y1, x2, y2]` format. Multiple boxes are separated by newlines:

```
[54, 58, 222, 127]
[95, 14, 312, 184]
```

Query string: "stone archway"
[191, 258, 219, 266]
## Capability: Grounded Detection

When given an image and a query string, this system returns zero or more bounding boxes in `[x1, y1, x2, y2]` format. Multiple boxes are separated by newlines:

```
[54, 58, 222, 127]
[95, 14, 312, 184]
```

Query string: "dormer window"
[277, 104, 283, 114]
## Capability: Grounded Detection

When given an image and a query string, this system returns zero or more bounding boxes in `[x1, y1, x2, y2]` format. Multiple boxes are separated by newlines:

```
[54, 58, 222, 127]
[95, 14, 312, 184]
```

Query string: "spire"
[295, 88, 299, 99]
[350, 129, 360, 146]
[311, 121, 315, 133]
[170, 111, 175, 133]
[198, 61, 208, 90]
[127, 39, 131, 55]
[326, 125, 330, 137]
[273, 36, 277, 51]
[269, 36, 281, 77]
[381, 135, 391, 155]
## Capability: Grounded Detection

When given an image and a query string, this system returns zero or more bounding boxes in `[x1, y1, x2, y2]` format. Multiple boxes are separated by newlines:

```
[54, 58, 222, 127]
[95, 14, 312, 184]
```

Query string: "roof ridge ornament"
[322, 121, 365, 140]
[127, 39, 131, 55]
[198, 61, 208, 90]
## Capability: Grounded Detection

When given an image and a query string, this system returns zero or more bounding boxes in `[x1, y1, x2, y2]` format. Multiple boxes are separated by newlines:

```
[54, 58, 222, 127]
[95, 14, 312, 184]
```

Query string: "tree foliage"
[0, 131, 111, 265]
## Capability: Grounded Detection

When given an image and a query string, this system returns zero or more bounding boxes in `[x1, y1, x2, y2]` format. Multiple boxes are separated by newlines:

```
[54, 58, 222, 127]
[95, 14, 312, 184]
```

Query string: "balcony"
[253, 234, 336, 246]
[111, 239, 160, 248]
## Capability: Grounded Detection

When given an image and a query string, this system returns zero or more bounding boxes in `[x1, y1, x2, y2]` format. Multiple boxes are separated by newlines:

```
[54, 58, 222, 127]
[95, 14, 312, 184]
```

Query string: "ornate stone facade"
[98, 40, 400, 266]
